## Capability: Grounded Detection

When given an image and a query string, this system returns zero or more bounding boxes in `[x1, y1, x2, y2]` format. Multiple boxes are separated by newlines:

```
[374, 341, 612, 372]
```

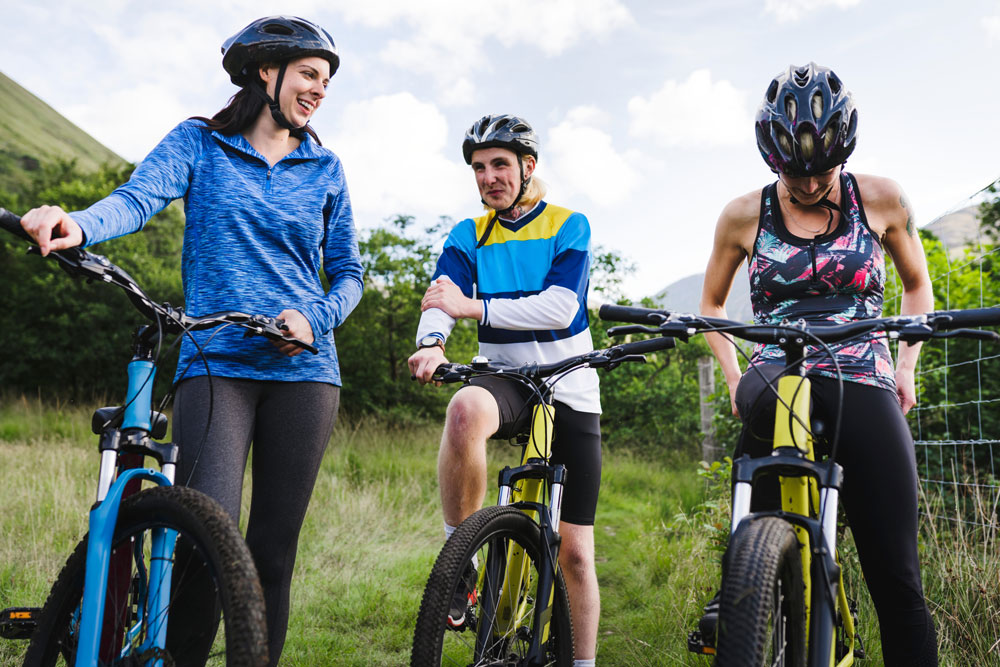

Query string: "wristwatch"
[418, 335, 445, 351]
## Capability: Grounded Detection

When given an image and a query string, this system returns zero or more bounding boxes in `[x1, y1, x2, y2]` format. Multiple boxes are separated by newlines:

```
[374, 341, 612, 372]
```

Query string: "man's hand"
[20, 205, 84, 256]
[421, 277, 483, 321]
[408, 345, 448, 385]
[272, 309, 315, 357]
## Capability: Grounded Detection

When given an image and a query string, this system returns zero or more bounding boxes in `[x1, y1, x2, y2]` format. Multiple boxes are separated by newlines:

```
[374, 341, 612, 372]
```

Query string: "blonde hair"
[517, 174, 547, 210]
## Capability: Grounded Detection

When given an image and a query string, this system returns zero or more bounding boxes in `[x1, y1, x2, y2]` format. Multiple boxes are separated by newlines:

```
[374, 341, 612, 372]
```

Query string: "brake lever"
[935, 328, 1000, 342]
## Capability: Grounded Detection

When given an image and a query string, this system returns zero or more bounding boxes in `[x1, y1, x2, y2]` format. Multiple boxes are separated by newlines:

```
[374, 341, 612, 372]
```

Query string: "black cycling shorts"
[463, 376, 602, 526]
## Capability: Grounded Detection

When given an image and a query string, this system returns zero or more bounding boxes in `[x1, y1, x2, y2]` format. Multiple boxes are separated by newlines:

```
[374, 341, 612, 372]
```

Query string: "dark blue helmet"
[755, 63, 857, 176]
[222, 16, 339, 87]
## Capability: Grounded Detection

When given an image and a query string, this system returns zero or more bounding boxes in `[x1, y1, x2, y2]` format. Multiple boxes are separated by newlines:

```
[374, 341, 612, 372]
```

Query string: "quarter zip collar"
[210, 129, 324, 166]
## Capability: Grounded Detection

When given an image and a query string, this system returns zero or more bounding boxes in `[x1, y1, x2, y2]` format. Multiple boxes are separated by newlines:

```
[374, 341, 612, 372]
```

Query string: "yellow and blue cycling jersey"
[416, 201, 601, 413]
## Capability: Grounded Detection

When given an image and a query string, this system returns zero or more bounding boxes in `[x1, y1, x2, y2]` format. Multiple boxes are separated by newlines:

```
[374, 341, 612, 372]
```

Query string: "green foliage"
[978, 181, 1000, 244]
[885, 228, 1000, 522]
[592, 299, 710, 454]
[335, 216, 477, 420]
[0, 159, 184, 398]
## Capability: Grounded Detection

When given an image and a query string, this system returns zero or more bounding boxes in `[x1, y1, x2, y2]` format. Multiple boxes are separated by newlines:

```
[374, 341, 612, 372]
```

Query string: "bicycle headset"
[461, 114, 540, 248]
[221, 15, 339, 132]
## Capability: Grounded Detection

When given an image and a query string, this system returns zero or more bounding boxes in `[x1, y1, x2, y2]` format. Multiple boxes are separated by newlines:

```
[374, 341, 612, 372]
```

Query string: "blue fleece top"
[71, 119, 364, 386]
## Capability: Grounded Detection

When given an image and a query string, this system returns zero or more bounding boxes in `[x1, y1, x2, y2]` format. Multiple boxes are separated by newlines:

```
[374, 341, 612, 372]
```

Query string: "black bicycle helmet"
[755, 62, 857, 176]
[222, 16, 339, 86]
[462, 114, 539, 165]
[221, 16, 338, 132]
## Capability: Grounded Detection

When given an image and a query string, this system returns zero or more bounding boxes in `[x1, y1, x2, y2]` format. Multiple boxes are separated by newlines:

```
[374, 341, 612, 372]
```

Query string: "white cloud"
[984, 13, 1000, 40]
[545, 107, 641, 207]
[324, 93, 473, 226]
[764, 0, 862, 23]
[627, 69, 750, 148]
[63, 84, 193, 162]
[332, 0, 633, 99]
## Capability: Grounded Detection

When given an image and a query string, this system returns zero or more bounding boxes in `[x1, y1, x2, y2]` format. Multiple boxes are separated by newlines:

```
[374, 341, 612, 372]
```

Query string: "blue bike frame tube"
[123, 360, 156, 431]
[76, 468, 173, 667]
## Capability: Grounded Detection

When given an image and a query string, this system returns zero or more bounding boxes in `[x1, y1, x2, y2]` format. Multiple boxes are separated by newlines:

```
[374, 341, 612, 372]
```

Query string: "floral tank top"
[748, 172, 895, 391]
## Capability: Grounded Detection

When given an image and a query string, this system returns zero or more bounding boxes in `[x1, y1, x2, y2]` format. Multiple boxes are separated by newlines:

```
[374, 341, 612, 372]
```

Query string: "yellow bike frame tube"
[493, 401, 557, 639]
[774, 375, 821, 636]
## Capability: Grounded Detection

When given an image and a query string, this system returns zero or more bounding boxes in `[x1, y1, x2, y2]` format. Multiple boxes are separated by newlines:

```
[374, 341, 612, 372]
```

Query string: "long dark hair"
[191, 77, 322, 144]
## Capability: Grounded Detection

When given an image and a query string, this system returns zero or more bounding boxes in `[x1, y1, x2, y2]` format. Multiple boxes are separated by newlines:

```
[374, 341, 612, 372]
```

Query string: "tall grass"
[1, 397, 998, 664]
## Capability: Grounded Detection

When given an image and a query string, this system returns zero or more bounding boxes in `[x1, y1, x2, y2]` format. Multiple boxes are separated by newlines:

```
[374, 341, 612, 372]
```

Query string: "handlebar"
[431, 334, 676, 385]
[0, 208, 318, 354]
[597, 303, 1000, 346]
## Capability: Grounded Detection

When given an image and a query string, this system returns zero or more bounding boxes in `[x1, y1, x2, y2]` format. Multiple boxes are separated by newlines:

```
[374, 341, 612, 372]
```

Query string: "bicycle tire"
[411, 505, 574, 666]
[715, 517, 807, 667]
[24, 485, 268, 666]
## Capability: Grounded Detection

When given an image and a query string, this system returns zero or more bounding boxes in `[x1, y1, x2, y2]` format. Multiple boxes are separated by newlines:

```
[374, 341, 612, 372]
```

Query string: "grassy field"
[0, 396, 997, 665]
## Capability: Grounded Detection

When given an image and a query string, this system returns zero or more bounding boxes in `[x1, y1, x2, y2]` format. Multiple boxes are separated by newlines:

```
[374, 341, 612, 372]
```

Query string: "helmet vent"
[775, 126, 793, 156]
[823, 125, 836, 151]
[828, 73, 842, 94]
[811, 91, 824, 120]
[798, 129, 815, 161]
[262, 22, 295, 35]
[766, 80, 779, 104]
[784, 96, 797, 121]
[793, 67, 811, 87]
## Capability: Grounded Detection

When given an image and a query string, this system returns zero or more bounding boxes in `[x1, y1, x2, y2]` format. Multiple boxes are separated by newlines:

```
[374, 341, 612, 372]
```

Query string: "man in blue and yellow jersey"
[409, 114, 602, 667]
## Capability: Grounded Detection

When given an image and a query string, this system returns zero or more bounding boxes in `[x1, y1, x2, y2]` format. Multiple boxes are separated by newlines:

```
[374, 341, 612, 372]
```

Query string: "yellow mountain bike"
[599, 304, 1000, 667]
[410, 336, 675, 667]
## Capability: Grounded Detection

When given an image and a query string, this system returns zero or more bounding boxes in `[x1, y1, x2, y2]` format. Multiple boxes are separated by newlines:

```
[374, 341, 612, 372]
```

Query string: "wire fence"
[889, 182, 1000, 534]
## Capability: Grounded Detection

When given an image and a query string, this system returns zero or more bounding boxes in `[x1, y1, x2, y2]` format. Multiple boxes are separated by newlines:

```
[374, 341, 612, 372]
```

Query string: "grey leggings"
[173, 376, 339, 665]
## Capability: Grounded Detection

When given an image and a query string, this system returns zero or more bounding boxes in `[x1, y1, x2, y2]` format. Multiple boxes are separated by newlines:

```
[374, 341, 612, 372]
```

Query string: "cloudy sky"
[3, 0, 1000, 298]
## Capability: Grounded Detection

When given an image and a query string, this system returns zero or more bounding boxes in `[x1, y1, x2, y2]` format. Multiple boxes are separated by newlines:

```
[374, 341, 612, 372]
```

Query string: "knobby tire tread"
[24, 485, 268, 666]
[715, 516, 807, 667]
[411, 504, 574, 666]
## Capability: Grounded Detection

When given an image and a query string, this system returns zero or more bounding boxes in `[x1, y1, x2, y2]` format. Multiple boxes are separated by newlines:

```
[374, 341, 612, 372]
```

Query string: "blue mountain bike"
[0, 208, 315, 665]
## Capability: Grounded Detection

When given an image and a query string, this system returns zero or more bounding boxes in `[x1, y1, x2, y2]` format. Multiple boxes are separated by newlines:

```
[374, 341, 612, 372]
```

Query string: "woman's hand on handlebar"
[20, 205, 84, 256]
[408, 346, 448, 386]
[272, 309, 314, 357]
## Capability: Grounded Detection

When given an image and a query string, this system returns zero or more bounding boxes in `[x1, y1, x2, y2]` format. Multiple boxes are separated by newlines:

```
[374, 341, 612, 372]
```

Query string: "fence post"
[698, 355, 720, 461]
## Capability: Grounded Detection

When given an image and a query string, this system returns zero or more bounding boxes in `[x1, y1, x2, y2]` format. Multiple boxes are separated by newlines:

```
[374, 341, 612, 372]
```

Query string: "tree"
[335, 216, 477, 420]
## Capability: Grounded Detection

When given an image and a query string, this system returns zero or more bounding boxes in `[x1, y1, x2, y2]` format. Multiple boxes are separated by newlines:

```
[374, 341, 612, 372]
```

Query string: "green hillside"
[0, 70, 126, 196]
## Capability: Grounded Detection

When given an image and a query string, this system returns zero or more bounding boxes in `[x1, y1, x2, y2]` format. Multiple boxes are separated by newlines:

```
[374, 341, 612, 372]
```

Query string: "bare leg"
[558, 522, 599, 661]
[438, 386, 500, 526]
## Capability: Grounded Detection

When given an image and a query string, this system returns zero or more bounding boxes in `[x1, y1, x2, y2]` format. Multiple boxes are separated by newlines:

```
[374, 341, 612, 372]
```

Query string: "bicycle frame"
[729, 368, 857, 666]
[77, 332, 179, 667]
[477, 400, 566, 665]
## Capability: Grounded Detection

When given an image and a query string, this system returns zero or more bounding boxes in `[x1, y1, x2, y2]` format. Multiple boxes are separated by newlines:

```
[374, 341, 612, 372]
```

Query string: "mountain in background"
[0, 70, 125, 197]
[651, 205, 984, 321]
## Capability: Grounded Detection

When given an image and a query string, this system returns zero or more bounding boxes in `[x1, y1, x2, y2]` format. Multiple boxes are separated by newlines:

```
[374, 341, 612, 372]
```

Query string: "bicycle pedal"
[0, 607, 40, 640]
[687, 630, 716, 655]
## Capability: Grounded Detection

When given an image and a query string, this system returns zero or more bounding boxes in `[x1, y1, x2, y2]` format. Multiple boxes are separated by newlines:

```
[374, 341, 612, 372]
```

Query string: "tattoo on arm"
[900, 194, 916, 237]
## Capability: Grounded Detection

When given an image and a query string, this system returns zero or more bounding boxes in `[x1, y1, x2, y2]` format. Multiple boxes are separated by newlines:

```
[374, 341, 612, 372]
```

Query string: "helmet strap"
[476, 155, 531, 248]
[789, 182, 841, 231]
[248, 62, 303, 132]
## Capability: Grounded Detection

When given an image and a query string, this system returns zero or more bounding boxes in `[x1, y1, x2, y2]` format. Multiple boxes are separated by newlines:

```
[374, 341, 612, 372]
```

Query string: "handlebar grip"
[616, 336, 676, 355]
[598, 304, 670, 324]
[931, 307, 1000, 329]
[0, 208, 31, 241]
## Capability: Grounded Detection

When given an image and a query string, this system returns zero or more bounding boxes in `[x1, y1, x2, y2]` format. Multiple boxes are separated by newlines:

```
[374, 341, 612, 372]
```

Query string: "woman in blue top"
[20, 16, 364, 664]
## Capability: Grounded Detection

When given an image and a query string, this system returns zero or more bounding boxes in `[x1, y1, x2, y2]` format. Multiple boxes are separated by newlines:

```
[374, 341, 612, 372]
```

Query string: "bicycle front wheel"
[25, 485, 267, 666]
[715, 517, 806, 667]
[411, 505, 574, 667]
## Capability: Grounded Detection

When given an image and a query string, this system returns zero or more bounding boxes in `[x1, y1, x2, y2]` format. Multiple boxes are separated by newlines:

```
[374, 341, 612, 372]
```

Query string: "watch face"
[420, 336, 441, 348]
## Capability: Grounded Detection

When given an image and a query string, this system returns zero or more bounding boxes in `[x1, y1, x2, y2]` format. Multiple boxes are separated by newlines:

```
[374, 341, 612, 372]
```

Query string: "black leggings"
[173, 376, 339, 665]
[735, 366, 937, 667]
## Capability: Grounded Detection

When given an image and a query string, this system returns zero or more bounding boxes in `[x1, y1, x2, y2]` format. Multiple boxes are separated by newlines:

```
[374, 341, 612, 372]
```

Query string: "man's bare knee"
[443, 387, 499, 444]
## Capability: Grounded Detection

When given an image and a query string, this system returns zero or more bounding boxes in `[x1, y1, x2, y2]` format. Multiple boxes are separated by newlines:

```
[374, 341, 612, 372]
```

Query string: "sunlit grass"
[1, 397, 997, 664]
